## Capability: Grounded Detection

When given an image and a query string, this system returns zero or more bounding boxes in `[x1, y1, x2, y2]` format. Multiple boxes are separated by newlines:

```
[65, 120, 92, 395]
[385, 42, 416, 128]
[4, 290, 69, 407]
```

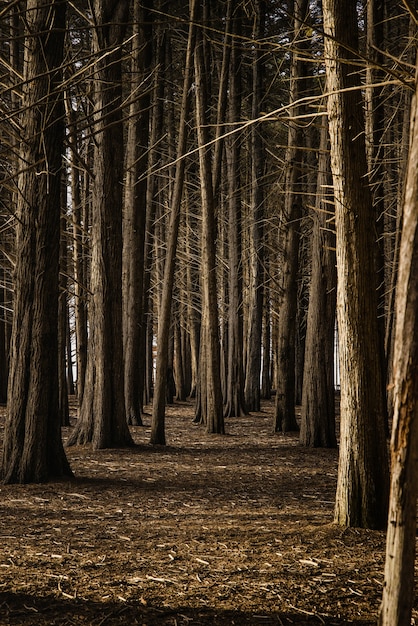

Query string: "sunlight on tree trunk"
[323, 0, 389, 528]
[379, 57, 418, 626]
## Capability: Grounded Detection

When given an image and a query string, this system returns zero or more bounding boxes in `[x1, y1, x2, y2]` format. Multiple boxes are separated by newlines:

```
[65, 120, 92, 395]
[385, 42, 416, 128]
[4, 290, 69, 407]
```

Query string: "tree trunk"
[244, 0, 266, 413]
[59, 208, 70, 427]
[65, 99, 88, 402]
[194, 4, 224, 434]
[224, 4, 247, 419]
[2, 0, 72, 483]
[67, 0, 134, 449]
[274, 0, 308, 433]
[323, 0, 389, 528]
[151, 0, 197, 444]
[123, 0, 153, 426]
[300, 115, 337, 447]
[379, 56, 418, 626]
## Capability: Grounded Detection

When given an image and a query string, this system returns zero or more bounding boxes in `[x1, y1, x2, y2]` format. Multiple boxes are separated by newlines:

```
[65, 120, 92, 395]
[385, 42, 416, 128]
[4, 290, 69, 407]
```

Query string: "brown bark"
[323, 0, 389, 528]
[300, 115, 337, 448]
[194, 5, 224, 434]
[379, 57, 418, 626]
[224, 4, 247, 419]
[274, 0, 308, 433]
[244, 0, 266, 413]
[2, 0, 72, 483]
[64, 99, 88, 402]
[151, 0, 197, 445]
[123, 0, 153, 426]
[67, 0, 134, 449]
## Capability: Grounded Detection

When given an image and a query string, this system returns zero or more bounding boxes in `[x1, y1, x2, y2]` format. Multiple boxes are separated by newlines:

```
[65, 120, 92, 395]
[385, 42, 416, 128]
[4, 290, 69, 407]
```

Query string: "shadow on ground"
[0, 592, 376, 626]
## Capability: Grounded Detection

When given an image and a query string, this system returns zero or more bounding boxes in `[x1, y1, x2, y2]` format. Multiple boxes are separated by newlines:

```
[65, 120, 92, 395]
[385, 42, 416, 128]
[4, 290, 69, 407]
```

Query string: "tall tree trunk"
[59, 208, 70, 427]
[300, 115, 337, 447]
[2, 0, 72, 483]
[151, 0, 197, 444]
[123, 0, 153, 426]
[194, 2, 224, 434]
[274, 0, 308, 433]
[67, 0, 134, 449]
[185, 190, 201, 400]
[323, 0, 389, 528]
[379, 55, 418, 626]
[224, 4, 247, 419]
[244, 0, 266, 413]
[65, 99, 88, 402]
[365, 0, 388, 425]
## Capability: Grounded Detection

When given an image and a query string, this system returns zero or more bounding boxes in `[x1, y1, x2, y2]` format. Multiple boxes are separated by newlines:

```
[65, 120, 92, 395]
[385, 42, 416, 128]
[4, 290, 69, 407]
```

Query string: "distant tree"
[274, 0, 309, 433]
[123, 0, 153, 426]
[244, 0, 266, 413]
[323, 0, 389, 528]
[194, 0, 224, 434]
[300, 115, 337, 448]
[151, 0, 197, 444]
[2, 0, 73, 483]
[223, 2, 247, 419]
[67, 0, 134, 449]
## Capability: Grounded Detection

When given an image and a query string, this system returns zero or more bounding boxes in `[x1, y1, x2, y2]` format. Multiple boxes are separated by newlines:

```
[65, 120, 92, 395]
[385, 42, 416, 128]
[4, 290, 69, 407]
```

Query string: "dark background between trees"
[0, 0, 418, 623]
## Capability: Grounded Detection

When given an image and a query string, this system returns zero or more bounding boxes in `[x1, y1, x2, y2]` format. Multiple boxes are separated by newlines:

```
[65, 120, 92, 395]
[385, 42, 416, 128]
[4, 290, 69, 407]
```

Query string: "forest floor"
[0, 398, 414, 626]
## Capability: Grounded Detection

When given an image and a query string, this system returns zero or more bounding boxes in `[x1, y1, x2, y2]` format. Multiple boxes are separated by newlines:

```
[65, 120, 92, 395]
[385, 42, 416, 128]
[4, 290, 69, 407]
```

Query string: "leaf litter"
[0, 398, 416, 625]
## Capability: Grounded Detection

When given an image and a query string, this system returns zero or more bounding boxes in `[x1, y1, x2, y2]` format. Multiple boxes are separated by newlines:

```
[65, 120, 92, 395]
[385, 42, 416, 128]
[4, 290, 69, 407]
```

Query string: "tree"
[67, 0, 134, 449]
[194, 0, 224, 434]
[378, 54, 418, 626]
[1, 0, 73, 483]
[274, 0, 309, 433]
[244, 0, 266, 413]
[223, 2, 247, 419]
[323, 0, 389, 528]
[300, 114, 337, 447]
[123, 0, 153, 426]
[151, 0, 197, 444]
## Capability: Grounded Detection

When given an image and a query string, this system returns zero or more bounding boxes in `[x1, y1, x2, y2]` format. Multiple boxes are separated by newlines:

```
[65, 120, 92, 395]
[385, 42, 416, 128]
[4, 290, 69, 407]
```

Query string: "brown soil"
[0, 399, 412, 625]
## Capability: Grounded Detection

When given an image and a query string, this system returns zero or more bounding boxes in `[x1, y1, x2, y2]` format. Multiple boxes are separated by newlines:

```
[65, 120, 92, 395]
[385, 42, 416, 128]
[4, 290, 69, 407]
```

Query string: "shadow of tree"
[0, 592, 377, 625]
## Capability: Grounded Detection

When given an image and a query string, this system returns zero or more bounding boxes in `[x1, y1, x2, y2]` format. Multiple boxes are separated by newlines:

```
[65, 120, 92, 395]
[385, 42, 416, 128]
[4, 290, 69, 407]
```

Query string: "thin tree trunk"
[244, 0, 266, 413]
[65, 99, 88, 402]
[194, 3, 224, 434]
[300, 114, 337, 447]
[123, 0, 153, 426]
[224, 4, 247, 419]
[274, 0, 308, 432]
[151, 0, 197, 444]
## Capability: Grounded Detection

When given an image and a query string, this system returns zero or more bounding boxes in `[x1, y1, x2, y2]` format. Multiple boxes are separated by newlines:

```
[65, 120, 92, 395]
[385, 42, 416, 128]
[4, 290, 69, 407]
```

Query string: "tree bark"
[194, 3, 224, 434]
[151, 0, 197, 444]
[67, 0, 134, 449]
[379, 57, 418, 626]
[224, 4, 247, 419]
[123, 0, 153, 426]
[64, 98, 88, 402]
[274, 0, 308, 432]
[2, 0, 72, 483]
[323, 0, 389, 528]
[244, 0, 266, 413]
[300, 114, 337, 447]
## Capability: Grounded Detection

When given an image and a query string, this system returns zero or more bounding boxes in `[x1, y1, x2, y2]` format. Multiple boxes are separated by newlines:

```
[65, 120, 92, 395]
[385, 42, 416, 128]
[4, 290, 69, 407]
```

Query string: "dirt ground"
[0, 399, 414, 625]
